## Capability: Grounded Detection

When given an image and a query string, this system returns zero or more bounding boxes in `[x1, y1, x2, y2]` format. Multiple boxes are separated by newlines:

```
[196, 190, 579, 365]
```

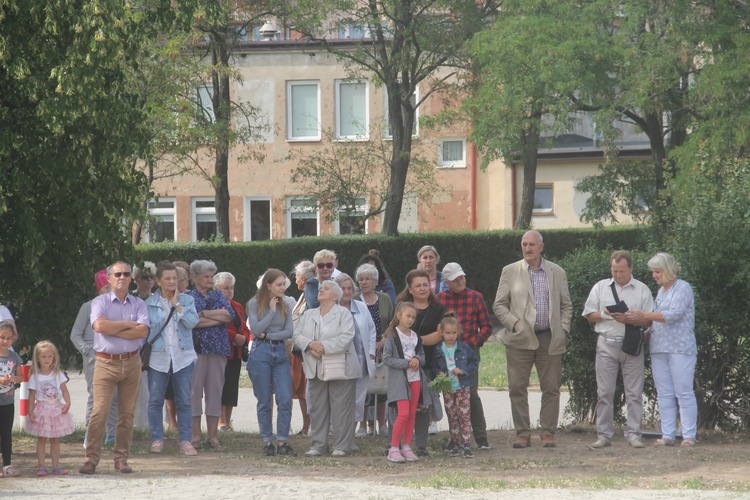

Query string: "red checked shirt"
[437, 287, 493, 347]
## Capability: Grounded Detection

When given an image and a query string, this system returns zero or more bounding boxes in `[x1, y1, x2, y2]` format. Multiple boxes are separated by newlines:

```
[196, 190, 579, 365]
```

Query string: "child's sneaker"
[52, 467, 68, 476]
[449, 446, 462, 457]
[387, 449, 405, 463]
[463, 446, 474, 459]
[37, 467, 47, 477]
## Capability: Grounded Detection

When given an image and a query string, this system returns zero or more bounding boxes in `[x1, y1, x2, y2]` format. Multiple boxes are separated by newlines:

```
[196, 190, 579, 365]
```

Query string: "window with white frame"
[384, 87, 418, 139]
[192, 197, 217, 241]
[337, 23, 369, 39]
[336, 197, 367, 235]
[532, 184, 554, 215]
[438, 139, 466, 168]
[145, 198, 176, 242]
[244, 197, 272, 241]
[287, 81, 321, 141]
[286, 197, 318, 238]
[196, 85, 215, 123]
[336, 80, 369, 139]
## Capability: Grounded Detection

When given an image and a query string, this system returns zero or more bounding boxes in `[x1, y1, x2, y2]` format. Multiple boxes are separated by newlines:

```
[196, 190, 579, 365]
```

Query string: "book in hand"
[606, 301, 629, 314]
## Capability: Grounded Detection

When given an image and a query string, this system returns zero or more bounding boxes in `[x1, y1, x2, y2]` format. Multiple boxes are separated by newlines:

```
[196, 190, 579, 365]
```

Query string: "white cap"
[442, 262, 466, 281]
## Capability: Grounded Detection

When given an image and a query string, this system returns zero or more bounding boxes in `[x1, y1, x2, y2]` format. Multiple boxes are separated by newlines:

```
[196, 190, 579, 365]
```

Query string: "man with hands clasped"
[582, 250, 653, 449]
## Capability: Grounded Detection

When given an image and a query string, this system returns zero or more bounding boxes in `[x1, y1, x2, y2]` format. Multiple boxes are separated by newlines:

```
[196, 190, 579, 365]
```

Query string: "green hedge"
[136, 226, 648, 306]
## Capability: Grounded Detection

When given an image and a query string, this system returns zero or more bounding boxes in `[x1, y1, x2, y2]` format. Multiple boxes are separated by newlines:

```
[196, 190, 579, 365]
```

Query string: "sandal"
[681, 438, 696, 447]
[3, 465, 21, 477]
[653, 438, 675, 447]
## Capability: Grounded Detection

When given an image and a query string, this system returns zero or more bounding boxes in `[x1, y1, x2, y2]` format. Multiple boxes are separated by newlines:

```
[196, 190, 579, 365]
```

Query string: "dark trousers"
[470, 344, 488, 443]
[0, 403, 14, 466]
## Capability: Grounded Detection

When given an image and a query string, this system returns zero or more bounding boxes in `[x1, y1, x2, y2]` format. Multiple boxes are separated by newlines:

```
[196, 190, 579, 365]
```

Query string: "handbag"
[609, 283, 643, 356]
[241, 342, 250, 362]
[140, 305, 176, 371]
[321, 352, 347, 381]
[368, 359, 388, 395]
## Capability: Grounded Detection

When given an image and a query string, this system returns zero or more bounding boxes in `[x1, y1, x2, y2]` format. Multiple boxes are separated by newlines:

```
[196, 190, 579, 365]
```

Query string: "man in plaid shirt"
[437, 263, 493, 450]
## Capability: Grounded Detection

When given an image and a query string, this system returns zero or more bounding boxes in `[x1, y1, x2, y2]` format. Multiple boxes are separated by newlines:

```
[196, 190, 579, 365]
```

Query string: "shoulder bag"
[609, 283, 643, 356]
[140, 305, 176, 371]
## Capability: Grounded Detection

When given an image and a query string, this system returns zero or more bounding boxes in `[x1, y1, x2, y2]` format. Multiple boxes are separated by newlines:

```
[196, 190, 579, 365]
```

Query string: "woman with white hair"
[293, 280, 359, 457]
[334, 273, 376, 444]
[354, 263, 394, 436]
[186, 260, 235, 450]
[289, 260, 316, 435]
[213, 272, 250, 433]
[625, 252, 697, 447]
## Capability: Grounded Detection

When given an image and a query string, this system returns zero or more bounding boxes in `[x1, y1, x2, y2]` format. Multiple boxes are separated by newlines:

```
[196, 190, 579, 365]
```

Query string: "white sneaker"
[305, 449, 322, 457]
[378, 424, 389, 436]
[355, 428, 368, 438]
[428, 422, 438, 435]
[630, 438, 645, 448]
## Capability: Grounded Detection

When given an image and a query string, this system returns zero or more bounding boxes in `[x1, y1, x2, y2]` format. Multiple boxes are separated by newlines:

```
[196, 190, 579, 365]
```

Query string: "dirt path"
[3, 428, 750, 498]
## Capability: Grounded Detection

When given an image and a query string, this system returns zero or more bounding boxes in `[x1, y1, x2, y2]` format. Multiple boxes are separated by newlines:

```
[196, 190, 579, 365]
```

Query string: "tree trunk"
[381, 83, 414, 236]
[514, 126, 541, 230]
[213, 33, 231, 241]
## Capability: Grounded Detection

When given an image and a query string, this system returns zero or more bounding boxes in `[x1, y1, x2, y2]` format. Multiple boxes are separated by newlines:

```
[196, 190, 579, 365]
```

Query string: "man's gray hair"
[356, 263, 379, 282]
[319, 279, 343, 301]
[213, 271, 236, 286]
[190, 259, 217, 277]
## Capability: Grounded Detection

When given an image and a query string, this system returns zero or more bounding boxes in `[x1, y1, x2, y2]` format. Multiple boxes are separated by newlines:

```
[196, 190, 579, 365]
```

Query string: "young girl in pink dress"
[26, 340, 75, 476]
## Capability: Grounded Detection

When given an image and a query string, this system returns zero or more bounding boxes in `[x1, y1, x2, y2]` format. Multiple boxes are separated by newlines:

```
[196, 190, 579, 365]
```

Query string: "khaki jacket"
[292, 304, 360, 380]
[492, 259, 573, 355]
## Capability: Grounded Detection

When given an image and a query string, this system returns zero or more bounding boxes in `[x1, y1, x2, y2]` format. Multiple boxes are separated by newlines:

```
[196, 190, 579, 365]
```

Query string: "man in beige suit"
[493, 230, 572, 448]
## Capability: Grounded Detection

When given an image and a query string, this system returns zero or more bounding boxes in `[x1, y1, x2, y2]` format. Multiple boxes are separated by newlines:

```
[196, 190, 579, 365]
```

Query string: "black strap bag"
[141, 306, 176, 371]
[609, 283, 643, 356]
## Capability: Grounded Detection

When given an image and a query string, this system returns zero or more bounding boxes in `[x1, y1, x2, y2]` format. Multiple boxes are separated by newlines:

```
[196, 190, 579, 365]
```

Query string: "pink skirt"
[25, 400, 75, 438]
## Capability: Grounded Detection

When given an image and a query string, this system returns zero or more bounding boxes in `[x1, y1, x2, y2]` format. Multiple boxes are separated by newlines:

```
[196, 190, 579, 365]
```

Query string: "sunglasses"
[141, 275, 154, 280]
[112, 272, 132, 278]
[317, 262, 334, 269]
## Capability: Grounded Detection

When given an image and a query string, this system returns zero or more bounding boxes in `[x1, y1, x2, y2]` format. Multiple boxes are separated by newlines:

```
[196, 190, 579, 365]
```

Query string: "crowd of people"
[0, 231, 699, 477]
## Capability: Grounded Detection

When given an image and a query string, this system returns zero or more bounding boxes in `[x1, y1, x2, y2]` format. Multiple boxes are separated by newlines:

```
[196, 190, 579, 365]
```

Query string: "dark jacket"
[432, 340, 479, 390]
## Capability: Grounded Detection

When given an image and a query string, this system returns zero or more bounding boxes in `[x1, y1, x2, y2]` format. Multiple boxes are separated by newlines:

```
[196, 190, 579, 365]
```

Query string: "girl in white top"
[382, 302, 424, 463]
[26, 340, 75, 476]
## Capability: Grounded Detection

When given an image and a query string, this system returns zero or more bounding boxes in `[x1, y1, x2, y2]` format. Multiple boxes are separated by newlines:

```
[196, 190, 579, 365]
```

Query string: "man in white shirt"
[582, 250, 653, 449]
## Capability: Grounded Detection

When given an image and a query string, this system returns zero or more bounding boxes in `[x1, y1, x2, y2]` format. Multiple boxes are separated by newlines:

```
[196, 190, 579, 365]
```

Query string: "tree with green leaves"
[292, 0, 501, 235]
[462, 0, 585, 229]
[0, 0, 194, 362]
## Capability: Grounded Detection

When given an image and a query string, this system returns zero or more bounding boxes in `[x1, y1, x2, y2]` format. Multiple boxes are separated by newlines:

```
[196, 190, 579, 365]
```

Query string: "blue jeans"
[247, 341, 292, 443]
[148, 363, 194, 443]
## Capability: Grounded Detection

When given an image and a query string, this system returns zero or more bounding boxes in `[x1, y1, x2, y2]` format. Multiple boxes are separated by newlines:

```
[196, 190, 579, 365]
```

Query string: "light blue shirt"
[650, 279, 697, 355]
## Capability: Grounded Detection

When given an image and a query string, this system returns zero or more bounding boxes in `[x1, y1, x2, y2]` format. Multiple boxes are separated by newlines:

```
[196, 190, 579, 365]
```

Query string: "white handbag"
[321, 352, 347, 381]
[368, 360, 388, 395]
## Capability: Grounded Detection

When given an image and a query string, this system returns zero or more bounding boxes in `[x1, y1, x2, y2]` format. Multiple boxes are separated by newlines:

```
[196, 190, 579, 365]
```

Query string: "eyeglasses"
[141, 275, 154, 280]
[317, 262, 334, 269]
[111, 272, 132, 278]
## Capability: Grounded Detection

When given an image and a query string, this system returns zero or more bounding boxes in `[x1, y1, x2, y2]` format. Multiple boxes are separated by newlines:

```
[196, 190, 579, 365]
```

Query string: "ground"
[3, 427, 750, 498]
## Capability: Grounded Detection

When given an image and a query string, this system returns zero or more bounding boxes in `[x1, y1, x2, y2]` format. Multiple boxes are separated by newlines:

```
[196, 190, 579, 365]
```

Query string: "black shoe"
[263, 443, 276, 456]
[277, 443, 297, 456]
[449, 446, 462, 457]
[445, 439, 456, 452]
[476, 438, 491, 450]
[416, 447, 429, 457]
[463, 446, 474, 459]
